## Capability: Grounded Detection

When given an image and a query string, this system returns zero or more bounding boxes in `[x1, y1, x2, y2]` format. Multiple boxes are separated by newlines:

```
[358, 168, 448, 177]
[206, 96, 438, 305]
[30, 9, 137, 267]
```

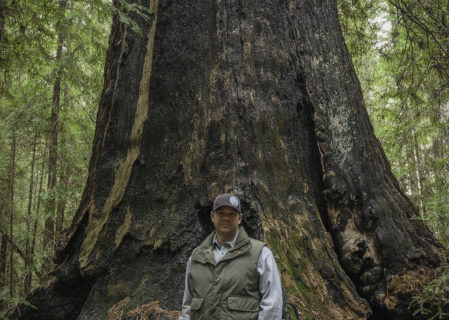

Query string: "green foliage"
[409, 264, 449, 320]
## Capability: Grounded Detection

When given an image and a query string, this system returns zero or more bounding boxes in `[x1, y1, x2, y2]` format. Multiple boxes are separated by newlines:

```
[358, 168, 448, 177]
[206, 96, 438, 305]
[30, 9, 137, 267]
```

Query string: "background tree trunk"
[43, 0, 67, 262]
[0, 0, 6, 50]
[0, 204, 6, 308]
[32, 151, 46, 288]
[14, 1, 446, 319]
[412, 132, 427, 216]
[55, 168, 68, 237]
[43, 63, 61, 253]
[0, 226, 6, 289]
[8, 134, 16, 297]
[55, 92, 69, 237]
[24, 135, 37, 295]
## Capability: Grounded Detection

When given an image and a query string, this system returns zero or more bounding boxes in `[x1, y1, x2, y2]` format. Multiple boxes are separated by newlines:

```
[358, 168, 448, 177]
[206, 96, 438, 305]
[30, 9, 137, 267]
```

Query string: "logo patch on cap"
[230, 196, 239, 207]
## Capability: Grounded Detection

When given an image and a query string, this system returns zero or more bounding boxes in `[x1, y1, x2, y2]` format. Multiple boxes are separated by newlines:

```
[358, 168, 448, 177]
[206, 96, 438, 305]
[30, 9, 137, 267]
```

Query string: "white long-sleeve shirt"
[179, 233, 283, 320]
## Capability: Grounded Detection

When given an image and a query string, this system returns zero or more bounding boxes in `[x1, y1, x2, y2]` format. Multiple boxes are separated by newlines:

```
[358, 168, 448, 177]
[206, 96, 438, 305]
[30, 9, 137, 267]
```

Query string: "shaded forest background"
[0, 0, 448, 318]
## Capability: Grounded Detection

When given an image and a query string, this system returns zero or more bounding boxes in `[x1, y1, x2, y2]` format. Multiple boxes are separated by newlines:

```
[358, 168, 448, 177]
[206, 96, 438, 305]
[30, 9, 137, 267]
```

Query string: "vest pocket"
[191, 297, 204, 311]
[227, 296, 259, 312]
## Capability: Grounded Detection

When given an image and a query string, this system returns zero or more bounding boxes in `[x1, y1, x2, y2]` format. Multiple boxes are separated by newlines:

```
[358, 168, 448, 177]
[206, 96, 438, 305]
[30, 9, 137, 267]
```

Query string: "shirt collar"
[213, 230, 239, 248]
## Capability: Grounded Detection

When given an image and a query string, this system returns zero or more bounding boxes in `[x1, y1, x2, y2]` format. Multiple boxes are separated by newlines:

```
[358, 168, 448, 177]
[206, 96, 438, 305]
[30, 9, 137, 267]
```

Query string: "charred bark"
[13, 0, 446, 319]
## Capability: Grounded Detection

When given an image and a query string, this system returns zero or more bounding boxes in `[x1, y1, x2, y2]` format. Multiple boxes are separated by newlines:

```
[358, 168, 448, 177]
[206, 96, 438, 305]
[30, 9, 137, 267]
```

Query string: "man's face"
[210, 206, 243, 238]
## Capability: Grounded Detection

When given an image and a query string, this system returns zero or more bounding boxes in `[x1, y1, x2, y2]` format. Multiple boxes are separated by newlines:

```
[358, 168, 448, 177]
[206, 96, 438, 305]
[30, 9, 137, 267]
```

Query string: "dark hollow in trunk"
[13, 0, 445, 319]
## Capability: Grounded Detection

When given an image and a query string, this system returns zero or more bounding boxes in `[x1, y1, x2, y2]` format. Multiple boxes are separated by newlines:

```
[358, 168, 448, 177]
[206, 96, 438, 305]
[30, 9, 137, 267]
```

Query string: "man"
[179, 193, 283, 320]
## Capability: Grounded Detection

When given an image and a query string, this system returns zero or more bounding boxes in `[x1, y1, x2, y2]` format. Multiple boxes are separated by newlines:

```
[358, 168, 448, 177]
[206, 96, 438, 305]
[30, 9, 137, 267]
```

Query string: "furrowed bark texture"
[14, 0, 445, 319]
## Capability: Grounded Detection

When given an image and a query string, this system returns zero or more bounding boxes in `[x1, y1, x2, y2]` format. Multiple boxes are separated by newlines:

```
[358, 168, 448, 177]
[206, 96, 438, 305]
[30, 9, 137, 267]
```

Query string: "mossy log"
[13, 0, 445, 319]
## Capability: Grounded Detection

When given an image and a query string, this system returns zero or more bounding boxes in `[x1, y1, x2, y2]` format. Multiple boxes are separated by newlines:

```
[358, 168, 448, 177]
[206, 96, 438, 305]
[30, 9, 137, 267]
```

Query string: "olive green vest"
[189, 226, 265, 320]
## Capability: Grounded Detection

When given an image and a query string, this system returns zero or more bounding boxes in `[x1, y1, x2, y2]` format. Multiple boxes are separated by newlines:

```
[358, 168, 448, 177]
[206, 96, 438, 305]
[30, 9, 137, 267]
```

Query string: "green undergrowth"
[409, 263, 449, 320]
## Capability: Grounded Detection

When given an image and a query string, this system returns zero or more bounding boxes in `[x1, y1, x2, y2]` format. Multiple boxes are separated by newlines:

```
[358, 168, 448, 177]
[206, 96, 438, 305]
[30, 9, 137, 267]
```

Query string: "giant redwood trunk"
[14, 0, 445, 319]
